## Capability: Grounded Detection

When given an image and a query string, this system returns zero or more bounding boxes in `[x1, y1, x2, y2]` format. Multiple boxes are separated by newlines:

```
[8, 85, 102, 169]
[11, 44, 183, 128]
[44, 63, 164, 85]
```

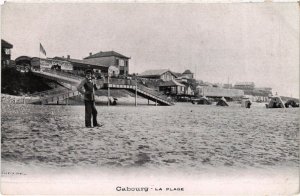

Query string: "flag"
[40, 43, 46, 56]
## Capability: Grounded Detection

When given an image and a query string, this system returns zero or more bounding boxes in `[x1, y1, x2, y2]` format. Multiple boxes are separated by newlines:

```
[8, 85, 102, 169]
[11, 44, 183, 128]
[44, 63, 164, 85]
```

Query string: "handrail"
[40, 69, 84, 81]
[28, 87, 68, 97]
[27, 89, 79, 104]
[105, 77, 172, 104]
[39, 89, 79, 102]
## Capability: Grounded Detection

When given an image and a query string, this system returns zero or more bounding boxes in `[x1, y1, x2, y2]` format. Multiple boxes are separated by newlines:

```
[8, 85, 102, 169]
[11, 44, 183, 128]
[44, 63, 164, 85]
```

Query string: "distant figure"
[51, 64, 61, 71]
[109, 97, 118, 106]
[77, 69, 102, 128]
[246, 100, 252, 108]
[112, 98, 118, 105]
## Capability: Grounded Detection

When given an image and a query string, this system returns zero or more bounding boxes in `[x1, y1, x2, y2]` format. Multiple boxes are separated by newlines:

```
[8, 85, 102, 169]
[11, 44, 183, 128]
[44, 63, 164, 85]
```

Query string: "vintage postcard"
[1, 1, 299, 195]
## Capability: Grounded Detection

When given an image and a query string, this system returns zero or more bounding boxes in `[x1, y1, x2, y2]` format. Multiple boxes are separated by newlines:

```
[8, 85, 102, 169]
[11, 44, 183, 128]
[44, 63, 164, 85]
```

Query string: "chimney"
[89, 52, 92, 56]
[67, 55, 70, 59]
[62, 56, 64, 58]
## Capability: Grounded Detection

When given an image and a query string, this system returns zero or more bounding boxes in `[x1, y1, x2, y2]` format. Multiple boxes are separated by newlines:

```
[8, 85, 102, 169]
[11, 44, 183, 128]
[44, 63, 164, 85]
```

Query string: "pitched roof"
[235, 82, 255, 86]
[159, 79, 185, 87]
[172, 72, 183, 77]
[84, 51, 130, 59]
[183, 69, 192, 74]
[140, 69, 170, 77]
[2, 39, 13, 48]
[15, 56, 32, 63]
[52, 57, 107, 68]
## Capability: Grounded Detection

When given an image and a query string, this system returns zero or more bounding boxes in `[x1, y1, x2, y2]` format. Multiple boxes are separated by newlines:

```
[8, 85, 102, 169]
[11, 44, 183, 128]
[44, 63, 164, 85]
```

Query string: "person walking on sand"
[77, 69, 102, 128]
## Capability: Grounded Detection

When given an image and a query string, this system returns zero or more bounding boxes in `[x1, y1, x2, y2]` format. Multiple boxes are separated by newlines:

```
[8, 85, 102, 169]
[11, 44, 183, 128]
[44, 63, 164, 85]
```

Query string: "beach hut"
[198, 96, 212, 105]
[285, 100, 299, 108]
[266, 96, 285, 108]
[216, 97, 229, 106]
[241, 97, 252, 108]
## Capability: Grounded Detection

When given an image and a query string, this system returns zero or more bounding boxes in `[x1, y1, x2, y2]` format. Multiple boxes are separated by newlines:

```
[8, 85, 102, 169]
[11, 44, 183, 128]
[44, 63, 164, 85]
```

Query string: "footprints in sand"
[1, 104, 299, 171]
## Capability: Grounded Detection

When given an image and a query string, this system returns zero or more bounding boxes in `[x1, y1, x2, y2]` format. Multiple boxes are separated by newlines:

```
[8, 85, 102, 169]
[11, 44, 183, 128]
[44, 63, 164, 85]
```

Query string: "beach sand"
[1, 102, 299, 194]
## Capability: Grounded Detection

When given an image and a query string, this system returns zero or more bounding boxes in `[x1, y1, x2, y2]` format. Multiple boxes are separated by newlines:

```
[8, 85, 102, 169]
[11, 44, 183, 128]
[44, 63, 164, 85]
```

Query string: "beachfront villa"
[83, 51, 130, 76]
[223, 83, 233, 89]
[182, 69, 194, 79]
[14, 50, 130, 78]
[196, 85, 244, 98]
[159, 79, 186, 95]
[1, 39, 13, 67]
[234, 82, 272, 102]
[139, 69, 178, 81]
[52, 56, 108, 76]
[234, 82, 255, 90]
[158, 79, 194, 98]
[15, 56, 108, 77]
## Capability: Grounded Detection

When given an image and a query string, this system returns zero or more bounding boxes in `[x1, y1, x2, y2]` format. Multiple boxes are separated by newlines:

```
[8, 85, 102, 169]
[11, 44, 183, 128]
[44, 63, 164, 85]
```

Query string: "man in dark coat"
[77, 69, 102, 128]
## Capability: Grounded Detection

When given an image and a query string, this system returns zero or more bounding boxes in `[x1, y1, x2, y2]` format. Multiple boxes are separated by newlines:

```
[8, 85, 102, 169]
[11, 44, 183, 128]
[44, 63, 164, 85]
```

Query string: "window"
[5, 49, 11, 55]
[119, 59, 125, 66]
[116, 59, 119, 66]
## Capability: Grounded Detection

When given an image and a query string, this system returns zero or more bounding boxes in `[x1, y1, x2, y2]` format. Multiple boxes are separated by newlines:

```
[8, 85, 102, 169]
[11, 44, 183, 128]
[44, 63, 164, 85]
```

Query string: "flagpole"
[39, 43, 40, 72]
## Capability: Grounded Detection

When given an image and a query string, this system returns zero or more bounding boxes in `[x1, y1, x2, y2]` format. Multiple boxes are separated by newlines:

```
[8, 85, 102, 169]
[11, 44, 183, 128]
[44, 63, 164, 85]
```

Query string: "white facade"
[198, 86, 244, 97]
[40, 59, 73, 71]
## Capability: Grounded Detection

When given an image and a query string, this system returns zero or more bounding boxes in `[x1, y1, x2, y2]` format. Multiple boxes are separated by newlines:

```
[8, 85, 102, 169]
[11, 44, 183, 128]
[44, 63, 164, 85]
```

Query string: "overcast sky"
[2, 3, 299, 97]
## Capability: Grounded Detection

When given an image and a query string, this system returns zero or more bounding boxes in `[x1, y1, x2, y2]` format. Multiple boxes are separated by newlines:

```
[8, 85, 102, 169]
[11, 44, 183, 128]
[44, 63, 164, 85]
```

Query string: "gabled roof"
[235, 82, 255, 86]
[172, 72, 183, 77]
[52, 57, 108, 69]
[140, 69, 169, 77]
[15, 56, 32, 64]
[176, 75, 190, 80]
[159, 79, 185, 87]
[140, 69, 178, 78]
[84, 51, 130, 59]
[183, 69, 192, 74]
[2, 39, 13, 49]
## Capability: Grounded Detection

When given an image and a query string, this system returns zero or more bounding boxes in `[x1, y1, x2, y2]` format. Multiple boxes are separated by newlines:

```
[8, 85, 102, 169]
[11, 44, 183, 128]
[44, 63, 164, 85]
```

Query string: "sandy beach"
[1, 102, 299, 194]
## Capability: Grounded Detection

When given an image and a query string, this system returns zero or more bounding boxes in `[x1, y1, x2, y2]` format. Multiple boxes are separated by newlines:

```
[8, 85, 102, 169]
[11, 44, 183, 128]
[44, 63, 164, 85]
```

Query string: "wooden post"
[66, 90, 69, 105]
[148, 99, 149, 105]
[155, 99, 157, 106]
[135, 77, 137, 107]
[107, 76, 110, 106]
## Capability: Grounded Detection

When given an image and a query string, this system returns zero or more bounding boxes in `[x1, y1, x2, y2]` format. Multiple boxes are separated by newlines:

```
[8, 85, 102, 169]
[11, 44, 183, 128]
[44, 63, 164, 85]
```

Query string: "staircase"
[31, 70, 174, 106]
[28, 70, 82, 104]
[104, 78, 174, 106]
[26, 87, 80, 104]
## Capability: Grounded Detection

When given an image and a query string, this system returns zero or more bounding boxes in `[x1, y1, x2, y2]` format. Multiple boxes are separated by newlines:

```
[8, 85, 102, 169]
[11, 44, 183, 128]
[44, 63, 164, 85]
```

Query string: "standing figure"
[246, 100, 252, 108]
[77, 69, 102, 128]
